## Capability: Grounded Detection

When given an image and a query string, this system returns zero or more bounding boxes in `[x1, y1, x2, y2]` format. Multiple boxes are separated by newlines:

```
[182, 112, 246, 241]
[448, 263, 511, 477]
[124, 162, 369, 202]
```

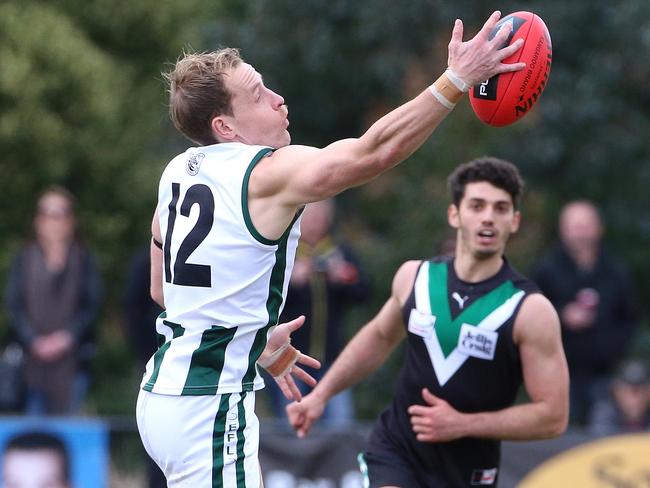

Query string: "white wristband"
[428, 84, 456, 110]
[445, 68, 471, 93]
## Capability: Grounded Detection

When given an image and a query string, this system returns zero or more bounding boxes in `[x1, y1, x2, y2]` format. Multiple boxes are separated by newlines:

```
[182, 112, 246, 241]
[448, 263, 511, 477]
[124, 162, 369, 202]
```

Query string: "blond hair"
[164, 48, 243, 146]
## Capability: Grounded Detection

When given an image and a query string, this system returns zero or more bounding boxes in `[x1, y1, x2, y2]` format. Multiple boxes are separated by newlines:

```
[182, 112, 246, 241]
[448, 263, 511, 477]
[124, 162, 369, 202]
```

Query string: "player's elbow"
[547, 411, 568, 438]
[541, 404, 569, 439]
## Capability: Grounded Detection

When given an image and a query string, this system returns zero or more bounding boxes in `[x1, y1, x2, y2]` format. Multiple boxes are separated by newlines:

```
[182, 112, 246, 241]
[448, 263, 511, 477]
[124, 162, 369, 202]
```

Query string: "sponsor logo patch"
[471, 468, 498, 485]
[408, 309, 436, 340]
[457, 324, 498, 360]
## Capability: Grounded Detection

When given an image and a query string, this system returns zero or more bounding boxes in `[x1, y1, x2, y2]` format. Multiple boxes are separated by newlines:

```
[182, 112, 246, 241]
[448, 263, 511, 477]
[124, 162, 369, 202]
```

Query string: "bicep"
[254, 139, 377, 206]
[517, 295, 569, 405]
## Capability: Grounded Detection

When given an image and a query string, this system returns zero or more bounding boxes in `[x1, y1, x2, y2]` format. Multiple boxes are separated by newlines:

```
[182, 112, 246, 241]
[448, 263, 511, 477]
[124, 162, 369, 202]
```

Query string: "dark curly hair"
[447, 157, 524, 209]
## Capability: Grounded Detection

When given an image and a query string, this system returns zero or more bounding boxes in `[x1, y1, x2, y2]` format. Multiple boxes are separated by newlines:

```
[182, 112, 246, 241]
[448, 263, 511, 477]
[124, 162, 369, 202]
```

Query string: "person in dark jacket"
[4, 186, 102, 415]
[531, 200, 639, 426]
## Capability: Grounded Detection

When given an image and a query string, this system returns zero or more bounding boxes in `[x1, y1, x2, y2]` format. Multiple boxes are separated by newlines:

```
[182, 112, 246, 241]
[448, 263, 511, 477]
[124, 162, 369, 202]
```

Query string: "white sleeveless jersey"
[142, 142, 302, 395]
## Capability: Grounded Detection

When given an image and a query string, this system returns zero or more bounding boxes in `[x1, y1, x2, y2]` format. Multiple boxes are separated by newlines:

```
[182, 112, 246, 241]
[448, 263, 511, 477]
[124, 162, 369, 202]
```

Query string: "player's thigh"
[136, 389, 261, 487]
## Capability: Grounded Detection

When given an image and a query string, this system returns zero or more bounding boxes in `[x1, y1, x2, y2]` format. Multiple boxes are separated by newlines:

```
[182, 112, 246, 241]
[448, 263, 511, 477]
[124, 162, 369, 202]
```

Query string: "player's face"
[448, 182, 520, 260]
[221, 63, 290, 148]
[2, 450, 69, 488]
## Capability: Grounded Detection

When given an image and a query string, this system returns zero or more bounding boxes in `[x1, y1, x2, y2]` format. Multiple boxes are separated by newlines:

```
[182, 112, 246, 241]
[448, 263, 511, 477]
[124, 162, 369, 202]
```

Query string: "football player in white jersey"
[137, 11, 526, 488]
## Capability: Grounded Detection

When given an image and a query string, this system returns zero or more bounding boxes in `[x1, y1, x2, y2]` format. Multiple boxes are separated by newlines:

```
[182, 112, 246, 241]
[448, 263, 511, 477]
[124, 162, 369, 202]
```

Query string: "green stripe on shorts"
[212, 394, 232, 488]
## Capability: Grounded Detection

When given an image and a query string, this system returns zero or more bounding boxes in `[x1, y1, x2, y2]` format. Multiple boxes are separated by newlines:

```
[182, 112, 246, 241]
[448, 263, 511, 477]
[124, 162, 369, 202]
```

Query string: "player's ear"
[211, 115, 236, 141]
[511, 210, 521, 233]
[448, 204, 460, 228]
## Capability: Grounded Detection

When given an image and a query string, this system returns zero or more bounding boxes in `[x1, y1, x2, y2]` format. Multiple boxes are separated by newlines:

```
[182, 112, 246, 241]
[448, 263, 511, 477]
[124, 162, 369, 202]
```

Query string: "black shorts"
[361, 420, 496, 487]
[360, 426, 441, 488]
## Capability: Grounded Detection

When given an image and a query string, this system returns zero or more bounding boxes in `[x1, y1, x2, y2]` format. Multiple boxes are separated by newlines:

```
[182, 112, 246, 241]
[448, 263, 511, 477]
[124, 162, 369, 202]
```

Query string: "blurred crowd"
[0, 189, 648, 436]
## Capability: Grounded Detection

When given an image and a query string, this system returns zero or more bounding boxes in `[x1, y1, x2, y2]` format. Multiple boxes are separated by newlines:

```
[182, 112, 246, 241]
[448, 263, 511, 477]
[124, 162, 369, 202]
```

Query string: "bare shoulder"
[393, 260, 422, 305]
[514, 293, 561, 345]
[247, 145, 312, 197]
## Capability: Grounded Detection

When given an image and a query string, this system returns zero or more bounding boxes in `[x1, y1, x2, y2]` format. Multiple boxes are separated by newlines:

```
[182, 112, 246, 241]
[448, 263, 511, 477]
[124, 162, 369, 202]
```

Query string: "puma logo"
[452, 292, 469, 309]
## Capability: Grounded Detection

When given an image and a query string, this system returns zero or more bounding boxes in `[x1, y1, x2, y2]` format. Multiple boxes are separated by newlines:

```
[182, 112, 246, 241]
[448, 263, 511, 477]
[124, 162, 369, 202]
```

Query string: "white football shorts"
[136, 389, 261, 487]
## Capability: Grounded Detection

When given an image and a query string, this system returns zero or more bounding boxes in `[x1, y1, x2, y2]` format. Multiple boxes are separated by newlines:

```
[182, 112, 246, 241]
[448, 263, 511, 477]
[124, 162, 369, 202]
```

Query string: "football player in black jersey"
[287, 157, 569, 487]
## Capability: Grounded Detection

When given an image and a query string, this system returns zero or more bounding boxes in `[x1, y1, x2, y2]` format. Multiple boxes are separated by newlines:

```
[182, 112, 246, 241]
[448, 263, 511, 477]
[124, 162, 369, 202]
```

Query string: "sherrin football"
[469, 11, 552, 127]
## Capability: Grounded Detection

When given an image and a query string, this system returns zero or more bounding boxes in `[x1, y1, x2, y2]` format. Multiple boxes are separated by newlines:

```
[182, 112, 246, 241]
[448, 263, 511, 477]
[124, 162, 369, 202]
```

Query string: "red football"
[469, 11, 552, 127]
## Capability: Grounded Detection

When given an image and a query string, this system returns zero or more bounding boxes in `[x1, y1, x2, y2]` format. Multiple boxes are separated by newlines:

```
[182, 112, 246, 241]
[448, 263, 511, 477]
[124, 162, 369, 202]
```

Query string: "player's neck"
[453, 252, 504, 284]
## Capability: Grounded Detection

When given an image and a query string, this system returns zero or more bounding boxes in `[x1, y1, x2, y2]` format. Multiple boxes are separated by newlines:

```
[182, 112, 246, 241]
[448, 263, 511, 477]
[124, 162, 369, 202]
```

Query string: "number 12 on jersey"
[163, 182, 215, 287]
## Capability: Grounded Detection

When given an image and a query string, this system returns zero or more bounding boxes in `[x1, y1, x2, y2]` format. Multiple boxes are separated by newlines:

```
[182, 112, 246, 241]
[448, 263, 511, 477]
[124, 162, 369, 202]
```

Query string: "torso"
[142, 142, 302, 395]
[369, 256, 539, 486]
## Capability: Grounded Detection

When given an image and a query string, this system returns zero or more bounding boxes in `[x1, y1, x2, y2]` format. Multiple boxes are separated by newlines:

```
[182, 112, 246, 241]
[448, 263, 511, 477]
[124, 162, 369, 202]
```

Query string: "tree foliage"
[0, 0, 648, 416]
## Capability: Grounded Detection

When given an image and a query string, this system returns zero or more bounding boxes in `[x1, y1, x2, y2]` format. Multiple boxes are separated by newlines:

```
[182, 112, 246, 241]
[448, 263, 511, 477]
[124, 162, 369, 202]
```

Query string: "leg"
[136, 389, 261, 487]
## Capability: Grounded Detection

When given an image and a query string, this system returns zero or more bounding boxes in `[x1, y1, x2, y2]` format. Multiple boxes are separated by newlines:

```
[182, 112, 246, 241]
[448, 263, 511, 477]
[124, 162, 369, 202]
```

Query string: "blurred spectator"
[589, 359, 650, 436]
[4, 187, 102, 415]
[2, 430, 72, 488]
[123, 245, 163, 370]
[122, 245, 166, 488]
[265, 199, 370, 426]
[531, 200, 639, 425]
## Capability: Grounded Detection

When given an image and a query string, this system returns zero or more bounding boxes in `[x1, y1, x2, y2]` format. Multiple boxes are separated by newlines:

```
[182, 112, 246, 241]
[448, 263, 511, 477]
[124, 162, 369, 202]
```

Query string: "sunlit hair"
[164, 48, 243, 146]
[447, 157, 524, 209]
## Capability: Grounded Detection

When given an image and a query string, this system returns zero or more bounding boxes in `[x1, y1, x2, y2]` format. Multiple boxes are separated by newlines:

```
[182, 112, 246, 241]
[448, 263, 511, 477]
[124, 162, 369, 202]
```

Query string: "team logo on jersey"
[471, 468, 498, 485]
[186, 152, 205, 175]
[457, 324, 498, 360]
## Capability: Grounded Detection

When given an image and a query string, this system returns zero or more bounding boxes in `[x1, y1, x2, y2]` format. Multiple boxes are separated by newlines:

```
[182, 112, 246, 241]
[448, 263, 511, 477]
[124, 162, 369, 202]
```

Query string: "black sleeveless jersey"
[366, 256, 539, 487]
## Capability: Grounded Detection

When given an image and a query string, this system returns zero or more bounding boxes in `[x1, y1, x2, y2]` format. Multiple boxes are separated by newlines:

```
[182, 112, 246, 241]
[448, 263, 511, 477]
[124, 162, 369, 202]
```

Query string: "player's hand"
[286, 392, 326, 438]
[262, 316, 321, 402]
[407, 388, 466, 442]
[447, 10, 526, 87]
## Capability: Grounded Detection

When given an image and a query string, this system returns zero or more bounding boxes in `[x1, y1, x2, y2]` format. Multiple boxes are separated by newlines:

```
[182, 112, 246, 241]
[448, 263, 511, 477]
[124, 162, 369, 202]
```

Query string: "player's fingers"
[449, 18, 464, 46]
[477, 10, 502, 39]
[496, 37, 523, 60]
[489, 19, 513, 48]
[496, 61, 527, 74]
[285, 374, 303, 402]
[407, 405, 428, 417]
[298, 416, 315, 438]
[276, 378, 294, 400]
[422, 388, 440, 405]
[292, 366, 317, 387]
[297, 353, 321, 370]
[280, 315, 306, 333]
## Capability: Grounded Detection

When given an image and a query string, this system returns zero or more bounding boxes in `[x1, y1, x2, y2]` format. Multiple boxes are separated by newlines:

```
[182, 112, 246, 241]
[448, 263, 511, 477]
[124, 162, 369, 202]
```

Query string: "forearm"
[460, 401, 566, 441]
[312, 321, 399, 403]
[356, 77, 461, 175]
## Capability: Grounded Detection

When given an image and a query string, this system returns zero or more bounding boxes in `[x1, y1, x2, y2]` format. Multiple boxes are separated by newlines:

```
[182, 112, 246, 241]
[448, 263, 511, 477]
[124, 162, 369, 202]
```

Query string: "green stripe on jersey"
[212, 393, 232, 488]
[241, 212, 301, 390]
[241, 238, 288, 389]
[428, 262, 521, 358]
[143, 319, 186, 391]
[182, 325, 239, 395]
[241, 148, 276, 245]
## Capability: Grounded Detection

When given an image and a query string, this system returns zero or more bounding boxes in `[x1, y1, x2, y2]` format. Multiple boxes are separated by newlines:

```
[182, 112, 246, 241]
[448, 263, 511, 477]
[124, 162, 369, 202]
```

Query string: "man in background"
[531, 200, 639, 425]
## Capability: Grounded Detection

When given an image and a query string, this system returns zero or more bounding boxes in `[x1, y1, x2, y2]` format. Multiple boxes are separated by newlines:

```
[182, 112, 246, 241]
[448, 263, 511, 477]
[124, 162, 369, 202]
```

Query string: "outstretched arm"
[286, 260, 419, 437]
[408, 293, 569, 442]
[250, 12, 526, 238]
